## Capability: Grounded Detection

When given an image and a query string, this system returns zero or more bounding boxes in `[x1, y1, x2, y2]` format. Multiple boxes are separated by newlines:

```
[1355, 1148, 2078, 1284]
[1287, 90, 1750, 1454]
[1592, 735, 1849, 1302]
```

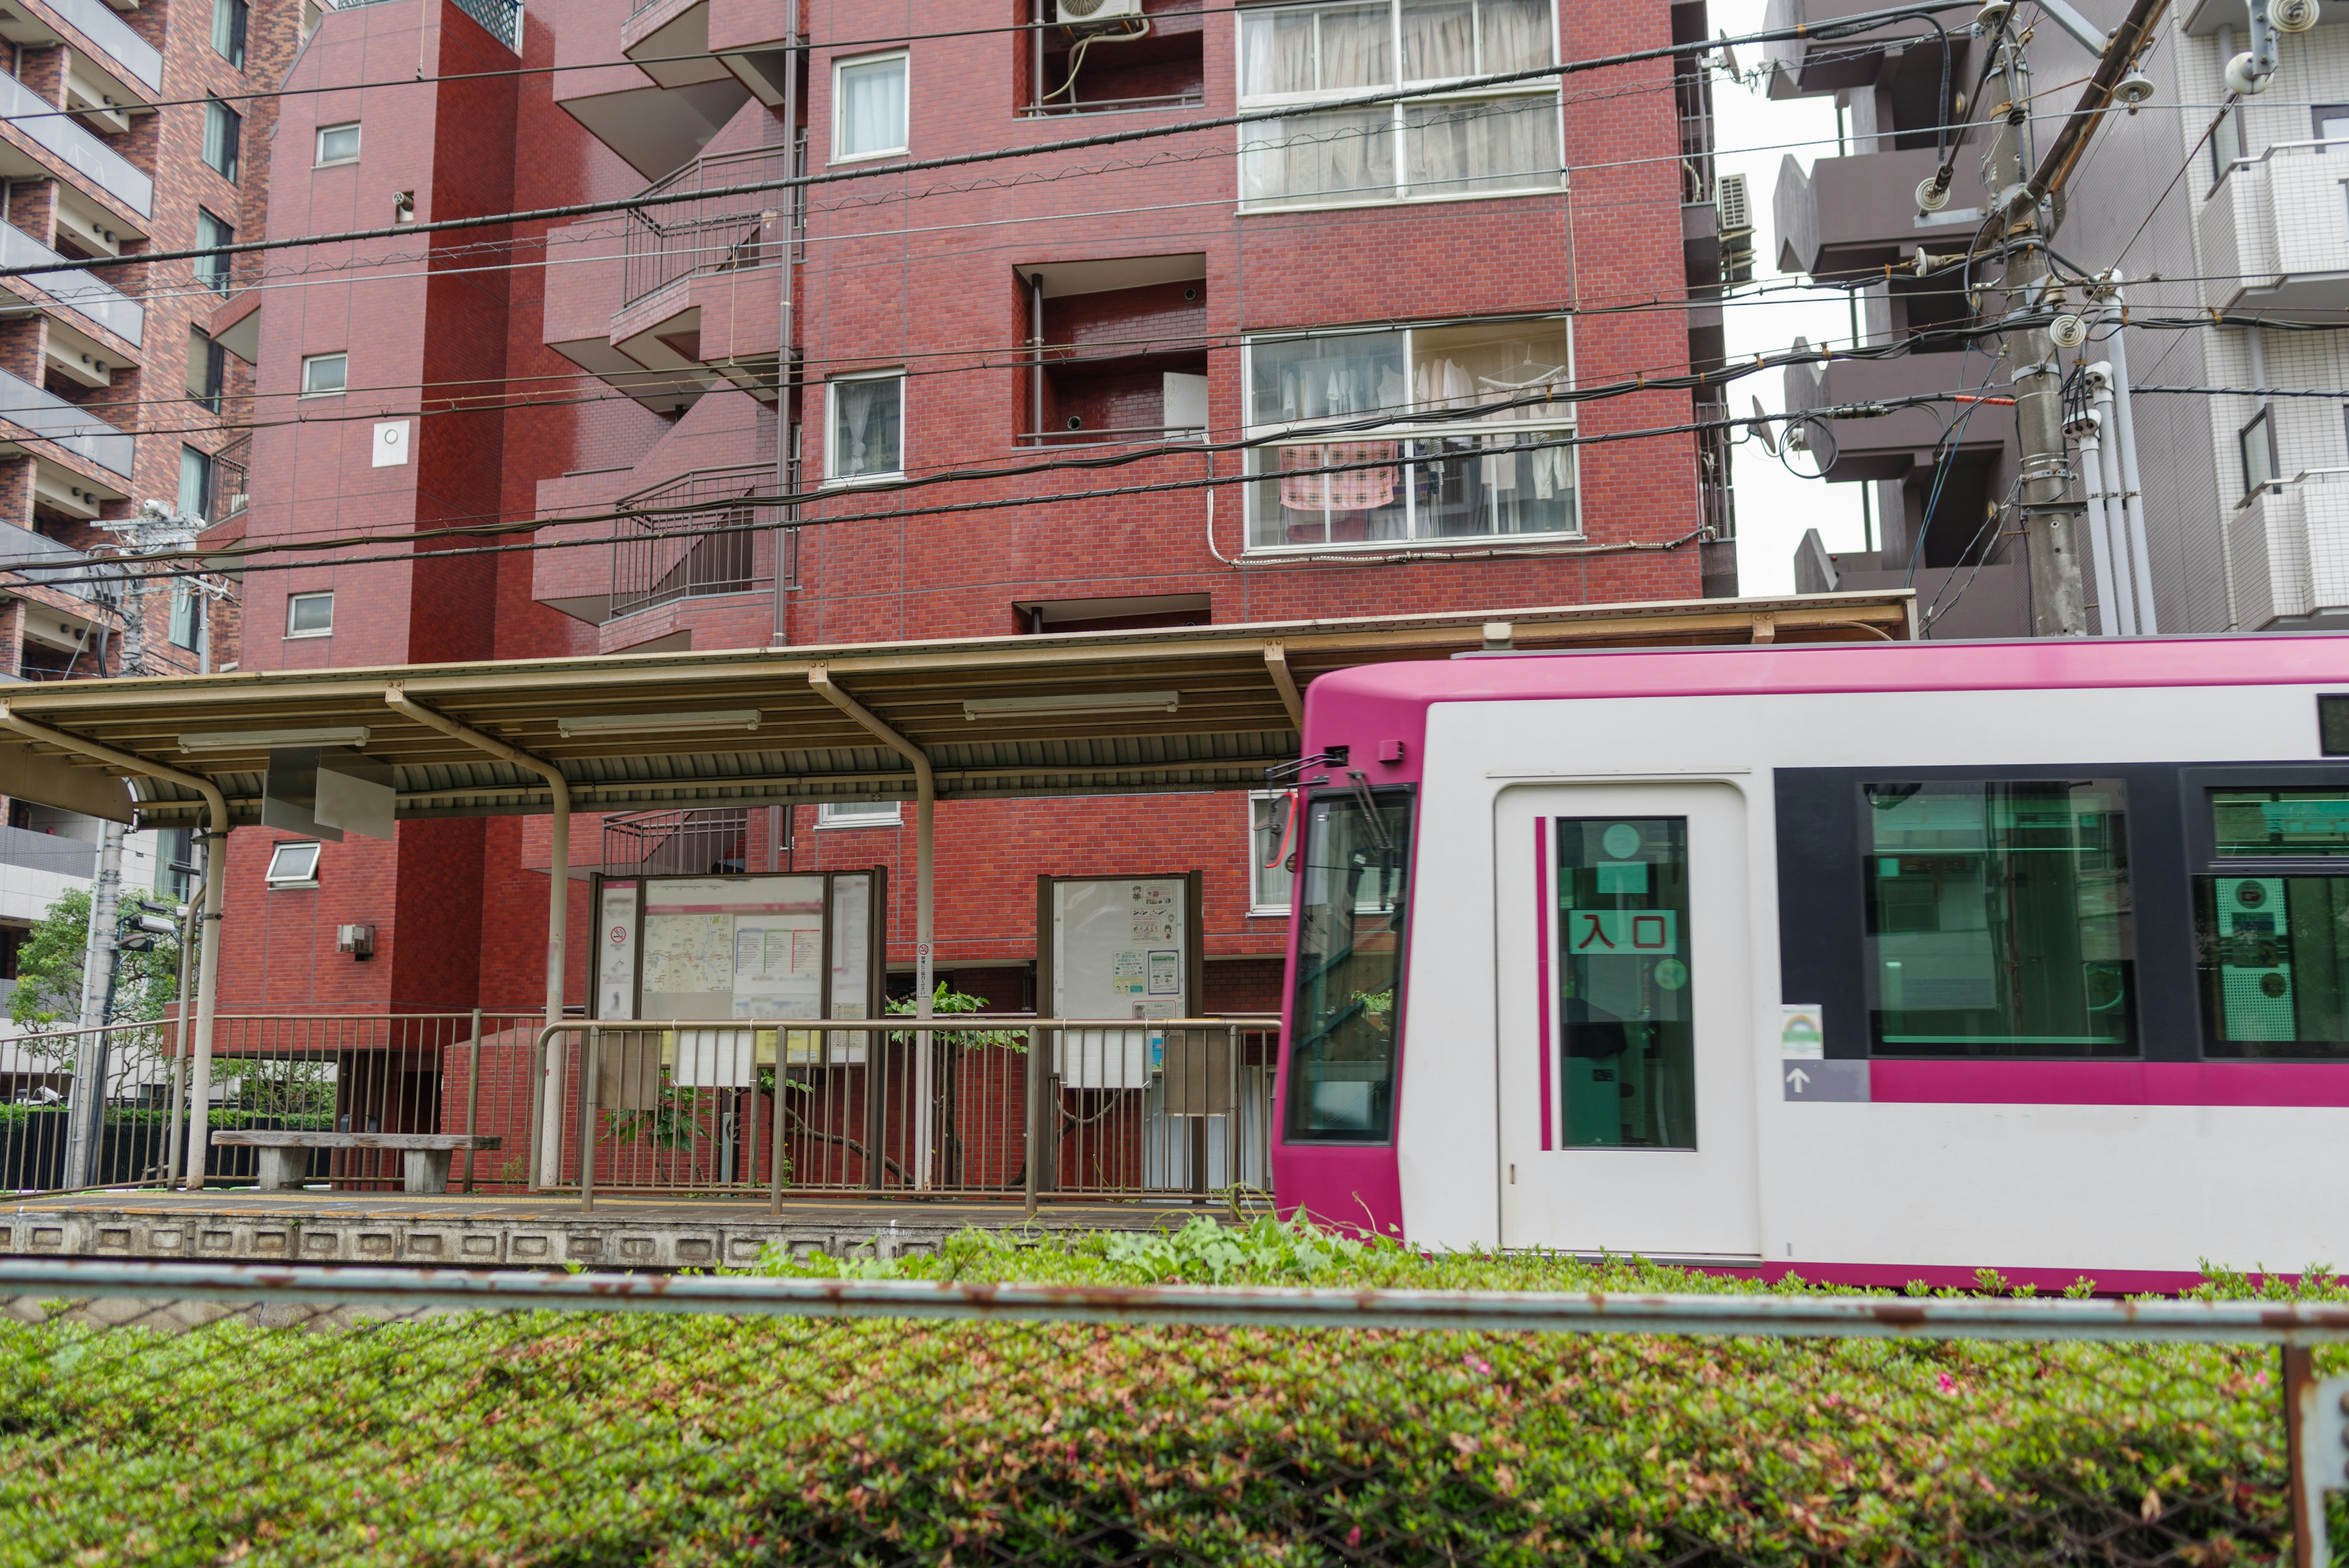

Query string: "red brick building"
[220, 0, 1734, 1024]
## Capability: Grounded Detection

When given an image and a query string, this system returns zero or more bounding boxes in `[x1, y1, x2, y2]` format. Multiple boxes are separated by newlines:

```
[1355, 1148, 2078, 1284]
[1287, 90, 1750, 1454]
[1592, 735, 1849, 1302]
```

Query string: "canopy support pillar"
[385, 689, 571, 1185]
[1264, 642, 1304, 730]
[0, 702, 229, 1189]
[809, 666, 935, 1189]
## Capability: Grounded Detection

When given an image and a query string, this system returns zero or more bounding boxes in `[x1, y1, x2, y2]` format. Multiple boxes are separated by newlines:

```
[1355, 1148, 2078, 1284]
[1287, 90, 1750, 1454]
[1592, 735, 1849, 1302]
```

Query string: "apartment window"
[1243, 316, 1575, 551]
[302, 352, 347, 397]
[211, 0, 248, 69]
[286, 590, 333, 637]
[2211, 103, 2241, 184]
[2241, 406, 2277, 500]
[156, 827, 200, 899]
[195, 210, 234, 294]
[2317, 105, 2349, 147]
[203, 100, 242, 182]
[188, 328, 226, 413]
[819, 800, 901, 827]
[1237, 0, 1560, 209]
[177, 445, 211, 522]
[316, 122, 360, 166]
[1250, 791, 1295, 912]
[827, 371, 903, 481]
[264, 841, 322, 888]
[168, 584, 202, 652]
[833, 53, 908, 162]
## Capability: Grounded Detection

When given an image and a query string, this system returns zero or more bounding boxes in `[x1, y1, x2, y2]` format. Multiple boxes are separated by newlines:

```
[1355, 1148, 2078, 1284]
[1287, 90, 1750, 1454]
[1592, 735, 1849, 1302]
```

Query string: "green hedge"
[0, 1219, 2332, 1566]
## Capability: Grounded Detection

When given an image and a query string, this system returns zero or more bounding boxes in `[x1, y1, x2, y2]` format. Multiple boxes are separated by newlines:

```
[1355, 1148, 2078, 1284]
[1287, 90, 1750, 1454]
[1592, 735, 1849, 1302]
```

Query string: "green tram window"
[1554, 817, 1696, 1149]
[1861, 780, 2136, 1057]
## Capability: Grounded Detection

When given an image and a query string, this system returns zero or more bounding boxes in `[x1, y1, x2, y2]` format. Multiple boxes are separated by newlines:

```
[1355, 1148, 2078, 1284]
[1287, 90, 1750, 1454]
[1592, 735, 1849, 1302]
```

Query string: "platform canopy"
[0, 591, 1912, 830]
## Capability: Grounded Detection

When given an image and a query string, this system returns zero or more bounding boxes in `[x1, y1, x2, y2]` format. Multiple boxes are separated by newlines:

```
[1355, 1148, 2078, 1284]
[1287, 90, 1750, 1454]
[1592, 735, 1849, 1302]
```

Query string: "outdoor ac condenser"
[1058, 0, 1142, 21]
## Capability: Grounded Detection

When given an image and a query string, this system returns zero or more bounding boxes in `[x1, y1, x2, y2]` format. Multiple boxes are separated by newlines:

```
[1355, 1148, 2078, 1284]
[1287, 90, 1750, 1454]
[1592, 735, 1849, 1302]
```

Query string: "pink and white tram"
[1267, 635, 2349, 1290]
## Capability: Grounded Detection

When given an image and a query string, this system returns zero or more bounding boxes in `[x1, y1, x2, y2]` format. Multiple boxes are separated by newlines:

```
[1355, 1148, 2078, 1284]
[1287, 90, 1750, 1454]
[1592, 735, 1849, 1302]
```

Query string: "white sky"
[1705, 0, 1867, 593]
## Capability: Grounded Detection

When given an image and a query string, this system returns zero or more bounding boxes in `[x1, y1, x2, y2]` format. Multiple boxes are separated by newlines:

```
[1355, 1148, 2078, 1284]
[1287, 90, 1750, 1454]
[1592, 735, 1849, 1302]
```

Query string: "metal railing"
[532, 1016, 1280, 1210]
[619, 144, 791, 309]
[0, 217, 142, 345]
[3, 1011, 543, 1195]
[0, 1257, 2343, 1562]
[0, 363, 132, 477]
[608, 463, 792, 619]
[0, 519, 120, 608]
[600, 808, 748, 875]
[206, 433, 248, 522]
[0, 68, 150, 215]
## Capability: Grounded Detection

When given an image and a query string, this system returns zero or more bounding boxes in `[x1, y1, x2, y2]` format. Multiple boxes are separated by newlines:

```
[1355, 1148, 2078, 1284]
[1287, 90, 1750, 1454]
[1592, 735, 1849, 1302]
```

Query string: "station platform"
[0, 1190, 1223, 1269]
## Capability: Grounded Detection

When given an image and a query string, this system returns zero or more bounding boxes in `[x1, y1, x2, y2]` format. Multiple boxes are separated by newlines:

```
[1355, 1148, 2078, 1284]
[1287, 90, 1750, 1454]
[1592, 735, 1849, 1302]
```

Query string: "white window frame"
[1249, 789, 1293, 914]
[819, 800, 902, 828]
[1239, 315, 1579, 555]
[264, 841, 321, 888]
[314, 121, 361, 166]
[824, 370, 906, 486]
[286, 590, 333, 638]
[1232, 0, 1564, 214]
[300, 352, 347, 398]
[831, 51, 910, 165]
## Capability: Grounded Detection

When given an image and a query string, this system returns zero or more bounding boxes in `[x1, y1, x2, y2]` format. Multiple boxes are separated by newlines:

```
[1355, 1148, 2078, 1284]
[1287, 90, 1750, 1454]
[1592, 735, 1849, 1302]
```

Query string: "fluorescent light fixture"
[556, 708, 762, 738]
[963, 691, 1181, 721]
[180, 726, 370, 752]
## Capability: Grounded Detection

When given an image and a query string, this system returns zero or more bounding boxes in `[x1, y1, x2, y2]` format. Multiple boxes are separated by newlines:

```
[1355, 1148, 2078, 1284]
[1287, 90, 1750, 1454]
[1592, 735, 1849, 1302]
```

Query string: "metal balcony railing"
[0, 519, 121, 609]
[608, 463, 795, 620]
[0, 69, 149, 216]
[620, 144, 792, 310]
[209, 433, 250, 522]
[0, 365, 131, 477]
[36, 0, 161, 89]
[602, 808, 749, 877]
[0, 218, 139, 346]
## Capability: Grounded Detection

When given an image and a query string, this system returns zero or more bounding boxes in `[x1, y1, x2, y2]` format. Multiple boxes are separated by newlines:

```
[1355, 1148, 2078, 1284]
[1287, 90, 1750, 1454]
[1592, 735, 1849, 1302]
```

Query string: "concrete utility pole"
[1983, 23, 2087, 637]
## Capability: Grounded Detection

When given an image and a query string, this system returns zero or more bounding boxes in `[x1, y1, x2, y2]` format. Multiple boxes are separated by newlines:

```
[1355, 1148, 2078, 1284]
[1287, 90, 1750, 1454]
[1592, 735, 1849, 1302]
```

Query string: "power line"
[0, 1, 1964, 283]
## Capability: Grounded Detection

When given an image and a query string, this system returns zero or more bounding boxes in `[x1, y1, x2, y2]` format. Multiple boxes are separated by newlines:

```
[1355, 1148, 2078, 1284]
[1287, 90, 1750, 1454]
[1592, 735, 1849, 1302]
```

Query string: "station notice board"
[590, 870, 886, 1098]
[1036, 872, 1205, 1090]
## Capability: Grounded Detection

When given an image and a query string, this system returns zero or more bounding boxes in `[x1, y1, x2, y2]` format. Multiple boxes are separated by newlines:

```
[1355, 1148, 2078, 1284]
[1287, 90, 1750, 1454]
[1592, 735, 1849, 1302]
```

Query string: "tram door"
[1493, 784, 1760, 1258]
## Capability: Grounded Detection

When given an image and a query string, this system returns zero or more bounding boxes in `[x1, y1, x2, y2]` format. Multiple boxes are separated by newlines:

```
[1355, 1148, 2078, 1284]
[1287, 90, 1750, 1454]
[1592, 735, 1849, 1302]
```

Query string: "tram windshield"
[1284, 787, 1413, 1143]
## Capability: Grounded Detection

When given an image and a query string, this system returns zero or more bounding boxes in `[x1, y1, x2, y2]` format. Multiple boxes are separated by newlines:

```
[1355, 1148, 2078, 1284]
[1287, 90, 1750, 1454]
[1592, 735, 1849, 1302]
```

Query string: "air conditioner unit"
[1058, 0, 1142, 21]
[1715, 172, 1752, 236]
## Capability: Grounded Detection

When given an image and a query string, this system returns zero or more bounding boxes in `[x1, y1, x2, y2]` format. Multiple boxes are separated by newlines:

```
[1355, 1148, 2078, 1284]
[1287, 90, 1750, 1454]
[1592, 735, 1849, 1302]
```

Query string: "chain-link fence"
[2, 1244, 2345, 1565]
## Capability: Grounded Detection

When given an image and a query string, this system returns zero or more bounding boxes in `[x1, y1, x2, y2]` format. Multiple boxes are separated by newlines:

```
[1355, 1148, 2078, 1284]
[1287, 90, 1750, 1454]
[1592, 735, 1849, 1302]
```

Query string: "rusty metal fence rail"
[529, 1016, 1280, 1210]
[1, 1257, 2347, 1563]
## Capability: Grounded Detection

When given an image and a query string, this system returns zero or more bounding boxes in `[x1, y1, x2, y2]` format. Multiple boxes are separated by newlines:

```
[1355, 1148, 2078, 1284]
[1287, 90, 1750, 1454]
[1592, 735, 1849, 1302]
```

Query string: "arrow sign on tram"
[1781, 1060, 1870, 1103]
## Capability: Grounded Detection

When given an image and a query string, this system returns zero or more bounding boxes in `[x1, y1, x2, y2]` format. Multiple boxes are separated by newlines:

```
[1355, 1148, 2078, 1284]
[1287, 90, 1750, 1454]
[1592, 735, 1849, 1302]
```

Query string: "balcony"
[0, 363, 130, 476]
[0, 518, 117, 610]
[18, 0, 162, 91]
[0, 69, 148, 216]
[1780, 352, 1981, 483]
[1773, 146, 1991, 277]
[2228, 469, 2349, 627]
[2200, 143, 2349, 318]
[0, 218, 138, 346]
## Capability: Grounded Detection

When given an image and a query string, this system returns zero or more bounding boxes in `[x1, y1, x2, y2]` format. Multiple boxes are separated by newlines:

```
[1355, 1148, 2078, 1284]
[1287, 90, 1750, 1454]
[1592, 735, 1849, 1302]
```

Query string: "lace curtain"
[836, 57, 907, 158]
[833, 377, 902, 478]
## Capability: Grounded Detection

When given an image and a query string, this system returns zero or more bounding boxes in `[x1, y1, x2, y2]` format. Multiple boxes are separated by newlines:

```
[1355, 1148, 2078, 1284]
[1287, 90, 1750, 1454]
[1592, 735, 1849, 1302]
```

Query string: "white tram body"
[1269, 637, 2349, 1288]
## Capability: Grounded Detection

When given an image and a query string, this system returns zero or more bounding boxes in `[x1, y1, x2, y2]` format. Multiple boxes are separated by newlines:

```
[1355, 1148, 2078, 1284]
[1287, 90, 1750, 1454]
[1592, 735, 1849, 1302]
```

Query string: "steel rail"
[3, 1258, 2347, 1343]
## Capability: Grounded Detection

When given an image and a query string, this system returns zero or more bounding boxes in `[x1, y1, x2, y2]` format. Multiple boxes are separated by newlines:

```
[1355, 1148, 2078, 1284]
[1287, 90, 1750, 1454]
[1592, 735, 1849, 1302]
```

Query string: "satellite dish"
[1750, 396, 1779, 456]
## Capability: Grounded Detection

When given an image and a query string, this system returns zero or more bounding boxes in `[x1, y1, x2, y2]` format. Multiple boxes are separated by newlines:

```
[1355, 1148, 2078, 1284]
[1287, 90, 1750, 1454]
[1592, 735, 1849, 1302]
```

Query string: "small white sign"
[371, 419, 410, 467]
[1779, 1004, 1824, 1058]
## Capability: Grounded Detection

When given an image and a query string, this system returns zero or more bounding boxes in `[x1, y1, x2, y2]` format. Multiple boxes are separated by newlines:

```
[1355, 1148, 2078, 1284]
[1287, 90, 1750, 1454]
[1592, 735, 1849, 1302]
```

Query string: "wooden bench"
[209, 1131, 502, 1194]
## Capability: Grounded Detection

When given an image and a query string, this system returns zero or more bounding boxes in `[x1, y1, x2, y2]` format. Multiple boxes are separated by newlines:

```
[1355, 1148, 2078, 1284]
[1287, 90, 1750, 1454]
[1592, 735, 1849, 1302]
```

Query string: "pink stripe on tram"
[1869, 1059, 2349, 1108]
[1534, 817, 1553, 1151]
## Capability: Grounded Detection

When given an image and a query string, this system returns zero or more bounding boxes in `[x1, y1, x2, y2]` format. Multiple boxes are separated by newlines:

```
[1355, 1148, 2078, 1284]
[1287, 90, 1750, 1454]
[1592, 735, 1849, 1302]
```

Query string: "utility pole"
[64, 502, 201, 1186]
[1982, 18, 2087, 637]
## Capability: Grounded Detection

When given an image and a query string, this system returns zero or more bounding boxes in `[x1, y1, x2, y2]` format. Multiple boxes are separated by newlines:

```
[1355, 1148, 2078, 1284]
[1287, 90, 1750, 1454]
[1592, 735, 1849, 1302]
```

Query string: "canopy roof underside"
[0, 592, 1913, 829]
